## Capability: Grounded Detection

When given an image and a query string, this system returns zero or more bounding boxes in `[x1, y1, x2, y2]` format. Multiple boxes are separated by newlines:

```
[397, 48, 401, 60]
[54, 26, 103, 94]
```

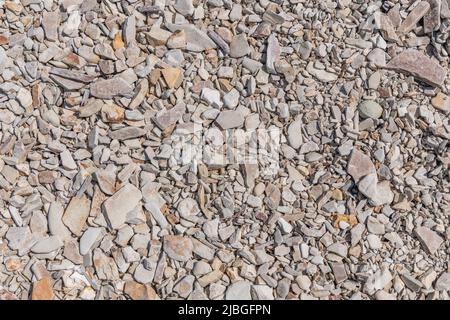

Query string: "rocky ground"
[0, 0, 449, 300]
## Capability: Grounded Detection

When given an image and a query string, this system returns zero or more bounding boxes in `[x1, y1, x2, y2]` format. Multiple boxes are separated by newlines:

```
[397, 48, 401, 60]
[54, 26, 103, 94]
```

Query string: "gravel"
[0, 0, 448, 301]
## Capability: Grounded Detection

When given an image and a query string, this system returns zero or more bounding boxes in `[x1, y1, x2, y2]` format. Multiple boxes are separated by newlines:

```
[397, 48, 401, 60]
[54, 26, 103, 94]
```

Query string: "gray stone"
[215, 110, 244, 129]
[225, 281, 252, 300]
[414, 226, 444, 255]
[230, 34, 250, 58]
[90, 78, 134, 99]
[103, 183, 142, 230]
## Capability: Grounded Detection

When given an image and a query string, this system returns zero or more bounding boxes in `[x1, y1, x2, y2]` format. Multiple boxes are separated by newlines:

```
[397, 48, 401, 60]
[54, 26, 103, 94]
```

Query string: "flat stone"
[78, 99, 103, 117]
[166, 23, 216, 52]
[225, 281, 252, 300]
[123, 15, 136, 46]
[31, 278, 54, 300]
[60, 149, 77, 170]
[161, 67, 183, 88]
[90, 78, 134, 99]
[215, 110, 244, 129]
[48, 202, 71, 241]
[230, 34, 251, 58]
[5, 227, 36, 255]
[109, 127, 146, 140]
[62, 195, 91, 236]
[163, 235, 193, 262]
[147, 26, 172, 46]
[414, 226, 444, 255]
[103, 183, 142, 229]
[424, 0, 441, 33]
[128, 79, 148, 110]
[398, 1, 431, 33]
[174, 0, 194, 16]
[80, 227, 103, 255]
[153, 103, 185, 130]
[42, 11, 59, 41]
[124, 281, 159, 300]
[347, 149, 376, 182]
[435, 273, 450, 291]
[266, 34, 281, 74]
[385, 49, 446, 87]
[287, 118, 303, 149]
[31, 236, 63, 254]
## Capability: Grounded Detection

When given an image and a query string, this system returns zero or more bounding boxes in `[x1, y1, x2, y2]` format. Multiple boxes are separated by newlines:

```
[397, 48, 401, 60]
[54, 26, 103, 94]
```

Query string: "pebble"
[359, 100, 383, 119]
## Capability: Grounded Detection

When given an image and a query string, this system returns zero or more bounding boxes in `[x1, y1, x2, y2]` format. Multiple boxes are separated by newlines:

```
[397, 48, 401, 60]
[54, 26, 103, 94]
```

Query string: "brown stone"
[31, 278, 55, 300]
[161, 68, 183, 88]
[167, 30, 186, 49]
[385, 49, 446, 87]
[101, 104, 125, 123]
[62, 195, 91, 236]
[146, 26, 172, 46]
[0, 35, 9, 45]
[347, 149, 376, 182]
[431, 92, 450, 113]
[38, 170, 58, 184]
[113, 32, 125, 49]
[124, 281, 159, 300]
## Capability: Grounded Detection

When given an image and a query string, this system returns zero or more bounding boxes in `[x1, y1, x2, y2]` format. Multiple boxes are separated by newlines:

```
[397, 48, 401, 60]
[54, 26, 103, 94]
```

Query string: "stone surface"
[62, 196, 91, 236]
[414, 226, 444, 255]
[386, 49, 446, 87]
[215, 110, 244, 129]
[163, 235, 193, 262]
[103, 184, 142, 229]
[90, 78, 134, 99]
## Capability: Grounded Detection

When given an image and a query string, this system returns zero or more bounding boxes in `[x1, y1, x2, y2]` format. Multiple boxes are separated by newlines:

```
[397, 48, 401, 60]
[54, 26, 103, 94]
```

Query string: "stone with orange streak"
[163, 235, 193, 262]
[101, 104, 125, 123]
[123, 281, 159, 300]
[31, 278, 55, 300]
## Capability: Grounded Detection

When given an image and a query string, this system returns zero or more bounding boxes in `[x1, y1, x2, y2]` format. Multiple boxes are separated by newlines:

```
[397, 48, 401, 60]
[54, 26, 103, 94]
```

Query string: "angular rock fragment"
[62, 195, 90, 236]
[266, 34, 281, 74]
[42, 11, 59, 41]
[414, 226, 444, 255]
[103, 183, 142, 229]
[386, 49, 446, 87]
[215, 110, 244, 129]
[163, 235, 193, 262]
[398, 1, 430, 33]
[90, 78, 134, 99]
